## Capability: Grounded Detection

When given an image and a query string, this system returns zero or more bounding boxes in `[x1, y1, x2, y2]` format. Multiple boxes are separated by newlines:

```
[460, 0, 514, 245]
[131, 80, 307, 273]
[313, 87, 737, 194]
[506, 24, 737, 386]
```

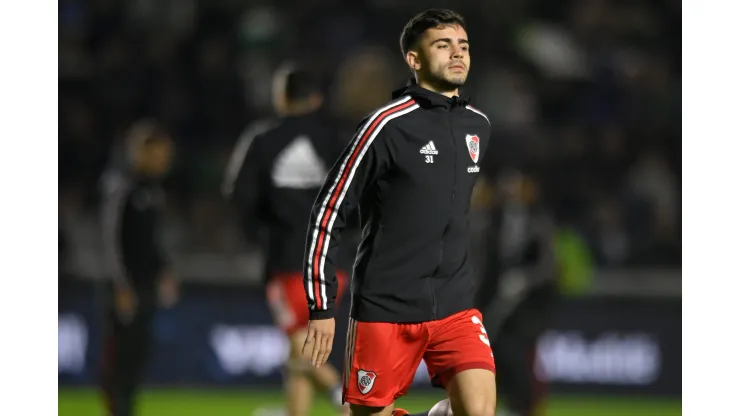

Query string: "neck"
[417, 78, 459, 98]
[280, 100, 319, 117]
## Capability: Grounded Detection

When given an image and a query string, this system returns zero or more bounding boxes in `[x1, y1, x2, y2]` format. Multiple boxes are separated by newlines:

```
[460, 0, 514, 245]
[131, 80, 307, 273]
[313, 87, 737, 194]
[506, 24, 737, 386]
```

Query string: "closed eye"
[431, 38, 470, 51]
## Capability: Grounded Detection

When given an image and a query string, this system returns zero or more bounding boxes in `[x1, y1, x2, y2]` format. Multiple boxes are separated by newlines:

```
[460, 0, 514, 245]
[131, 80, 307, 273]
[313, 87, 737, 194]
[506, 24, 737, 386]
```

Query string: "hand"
[115, 287, 137, 324]
[302, 318, 335, 368]
[158, 273, 180, 308]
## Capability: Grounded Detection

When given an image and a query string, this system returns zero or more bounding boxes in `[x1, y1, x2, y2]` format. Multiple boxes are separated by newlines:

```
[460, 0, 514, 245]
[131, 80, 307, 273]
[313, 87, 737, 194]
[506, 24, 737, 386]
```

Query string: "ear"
[405, 50, 422, 71]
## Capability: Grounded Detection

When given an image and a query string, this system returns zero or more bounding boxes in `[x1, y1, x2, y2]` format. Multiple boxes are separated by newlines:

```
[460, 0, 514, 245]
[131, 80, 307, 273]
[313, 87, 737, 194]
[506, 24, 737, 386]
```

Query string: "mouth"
[448, 64, 466, 71]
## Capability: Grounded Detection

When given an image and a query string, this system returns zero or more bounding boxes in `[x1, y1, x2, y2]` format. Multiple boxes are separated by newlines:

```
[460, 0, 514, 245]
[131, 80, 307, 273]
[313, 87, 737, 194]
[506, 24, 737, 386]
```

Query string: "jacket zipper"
[430, 112, 458, 319]
[445, 111, 458, 256]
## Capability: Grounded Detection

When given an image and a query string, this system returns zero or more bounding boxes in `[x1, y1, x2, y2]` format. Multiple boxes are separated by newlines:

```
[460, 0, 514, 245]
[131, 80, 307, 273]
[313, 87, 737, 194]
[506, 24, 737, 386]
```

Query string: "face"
[407, 24, 470, 91]
[499, 169, 531, 202]
[136, 138, 174, 177]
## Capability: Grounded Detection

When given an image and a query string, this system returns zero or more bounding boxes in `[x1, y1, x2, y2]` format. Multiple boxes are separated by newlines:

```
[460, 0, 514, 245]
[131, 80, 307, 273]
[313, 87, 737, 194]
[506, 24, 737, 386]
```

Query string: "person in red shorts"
[301, 9, 497, 416]
[223, 64, 350, 416]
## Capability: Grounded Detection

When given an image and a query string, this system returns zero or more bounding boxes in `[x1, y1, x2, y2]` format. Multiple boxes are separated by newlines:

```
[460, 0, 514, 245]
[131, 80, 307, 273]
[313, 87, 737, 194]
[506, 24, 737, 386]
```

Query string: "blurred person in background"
[222, 64, 350, 416]
[331, 47, 399, 134]
[474, 169, 558, 416]
[300, 9, 496, 416]
[99, 119, 180, 416]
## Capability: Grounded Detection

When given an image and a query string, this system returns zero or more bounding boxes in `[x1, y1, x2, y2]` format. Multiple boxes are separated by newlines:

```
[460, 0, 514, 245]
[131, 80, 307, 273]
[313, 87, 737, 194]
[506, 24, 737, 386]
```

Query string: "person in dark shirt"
[223, 64, 349, 416]
[475, 169, 559, 416]
[300, 9, 496, 416]
[98, 119, 179, 416]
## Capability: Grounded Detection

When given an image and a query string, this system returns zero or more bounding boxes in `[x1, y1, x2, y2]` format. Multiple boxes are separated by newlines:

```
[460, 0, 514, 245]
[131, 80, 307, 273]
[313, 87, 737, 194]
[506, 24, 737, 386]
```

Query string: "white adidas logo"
[271, 136, 328, 188]
[419, 141, 439, 155]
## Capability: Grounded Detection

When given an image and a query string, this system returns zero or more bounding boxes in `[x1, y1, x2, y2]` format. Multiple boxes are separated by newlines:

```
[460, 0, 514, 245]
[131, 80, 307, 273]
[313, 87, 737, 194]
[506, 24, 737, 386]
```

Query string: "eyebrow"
[430, 38, 470, 46]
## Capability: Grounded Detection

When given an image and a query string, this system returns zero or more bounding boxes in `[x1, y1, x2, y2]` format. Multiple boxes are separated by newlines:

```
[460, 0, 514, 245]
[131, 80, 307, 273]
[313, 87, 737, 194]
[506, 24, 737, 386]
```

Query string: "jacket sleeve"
[303, 116, 393, 320]
[222, 125, 269, 243]
[153, 200, 172, 278]
[100, 174, 132, 290]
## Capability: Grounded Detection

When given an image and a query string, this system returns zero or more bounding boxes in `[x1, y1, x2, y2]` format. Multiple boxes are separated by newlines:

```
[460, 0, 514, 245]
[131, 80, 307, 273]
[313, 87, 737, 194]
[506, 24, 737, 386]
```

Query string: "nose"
[452, 45, 464, 59]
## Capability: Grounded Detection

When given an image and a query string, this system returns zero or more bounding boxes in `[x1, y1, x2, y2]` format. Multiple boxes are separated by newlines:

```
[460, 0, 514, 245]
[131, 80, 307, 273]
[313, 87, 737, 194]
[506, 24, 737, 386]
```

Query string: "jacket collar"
[391, 79, 470, 109]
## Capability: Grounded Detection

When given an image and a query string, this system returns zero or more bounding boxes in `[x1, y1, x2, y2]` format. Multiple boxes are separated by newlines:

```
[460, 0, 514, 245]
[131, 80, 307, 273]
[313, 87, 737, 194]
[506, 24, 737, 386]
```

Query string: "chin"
[442, 72, 467, 86]
[445, 77, 466, 88]
[428, 72, 466, 91]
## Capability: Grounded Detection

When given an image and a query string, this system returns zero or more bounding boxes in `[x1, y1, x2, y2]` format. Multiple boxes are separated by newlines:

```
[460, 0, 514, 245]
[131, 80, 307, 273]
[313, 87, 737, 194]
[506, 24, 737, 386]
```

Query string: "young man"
[99, 120, 179, 416]
[223, 64, 350, 416]
[301, 9, 496, 416]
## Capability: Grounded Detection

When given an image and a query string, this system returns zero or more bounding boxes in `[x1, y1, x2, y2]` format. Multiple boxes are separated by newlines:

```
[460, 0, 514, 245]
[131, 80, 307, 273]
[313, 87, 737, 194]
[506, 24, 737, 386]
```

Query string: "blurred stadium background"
[58, 0, 681, 414]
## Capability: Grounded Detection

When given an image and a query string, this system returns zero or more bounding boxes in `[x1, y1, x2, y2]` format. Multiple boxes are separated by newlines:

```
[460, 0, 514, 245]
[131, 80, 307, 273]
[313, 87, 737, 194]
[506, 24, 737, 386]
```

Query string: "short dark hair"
[400, 9, 467, 57]
[284, 68, 322, 101]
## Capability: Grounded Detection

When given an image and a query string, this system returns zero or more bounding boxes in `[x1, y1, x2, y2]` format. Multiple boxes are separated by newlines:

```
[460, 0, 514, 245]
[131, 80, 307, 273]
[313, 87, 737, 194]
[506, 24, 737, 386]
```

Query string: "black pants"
[99, 289, 157, 416]
[486, 284, 557, 416]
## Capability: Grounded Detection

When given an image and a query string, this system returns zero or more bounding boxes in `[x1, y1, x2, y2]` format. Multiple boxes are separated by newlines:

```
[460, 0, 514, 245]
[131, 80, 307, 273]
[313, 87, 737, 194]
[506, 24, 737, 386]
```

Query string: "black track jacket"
[304, 84, 491, 322]
[100, 168, 169, 291]
[223, 113, 344, 279]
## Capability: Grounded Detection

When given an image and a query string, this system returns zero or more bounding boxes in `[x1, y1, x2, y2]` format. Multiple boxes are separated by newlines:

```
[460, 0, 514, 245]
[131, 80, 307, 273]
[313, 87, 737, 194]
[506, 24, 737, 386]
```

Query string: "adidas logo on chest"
[419, 141, 438, 155]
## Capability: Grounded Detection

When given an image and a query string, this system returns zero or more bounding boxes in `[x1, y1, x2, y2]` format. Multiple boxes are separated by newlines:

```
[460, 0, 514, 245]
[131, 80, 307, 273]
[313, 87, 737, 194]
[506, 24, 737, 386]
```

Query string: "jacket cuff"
[309, 309, 335, 320]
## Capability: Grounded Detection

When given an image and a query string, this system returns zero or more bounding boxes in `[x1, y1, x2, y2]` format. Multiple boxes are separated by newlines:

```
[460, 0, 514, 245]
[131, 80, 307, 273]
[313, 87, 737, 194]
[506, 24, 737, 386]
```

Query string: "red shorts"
[266, 271, 349, 335]
[342, 308, 496, 407]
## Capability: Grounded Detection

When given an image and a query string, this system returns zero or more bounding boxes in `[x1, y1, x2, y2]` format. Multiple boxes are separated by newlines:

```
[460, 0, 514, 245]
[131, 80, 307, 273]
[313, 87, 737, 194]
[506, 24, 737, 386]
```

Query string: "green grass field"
[58, 389, 680, 415]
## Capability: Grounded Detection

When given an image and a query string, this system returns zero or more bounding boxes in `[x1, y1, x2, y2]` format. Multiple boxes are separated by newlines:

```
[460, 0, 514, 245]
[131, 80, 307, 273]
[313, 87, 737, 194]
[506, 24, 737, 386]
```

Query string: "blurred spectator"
[331, 46, 400, 132]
